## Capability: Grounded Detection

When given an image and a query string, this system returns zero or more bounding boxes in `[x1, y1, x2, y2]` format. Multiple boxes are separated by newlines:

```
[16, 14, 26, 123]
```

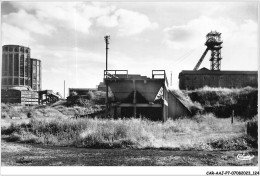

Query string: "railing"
[104, 70, 128, 79]
[152, 70, 168, 86]
[152, 70, 165, 79]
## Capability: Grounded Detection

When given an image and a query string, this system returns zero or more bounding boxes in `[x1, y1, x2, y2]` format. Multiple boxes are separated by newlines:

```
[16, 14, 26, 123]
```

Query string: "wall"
[1, 89, 38, 105]
[168, 91, 191, 119]
[179, 69, 258, 90]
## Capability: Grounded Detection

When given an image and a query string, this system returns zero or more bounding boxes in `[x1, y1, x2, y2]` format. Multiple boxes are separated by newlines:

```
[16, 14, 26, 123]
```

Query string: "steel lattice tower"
[193, 31, 223, 71]
[205, 31, 223, 70]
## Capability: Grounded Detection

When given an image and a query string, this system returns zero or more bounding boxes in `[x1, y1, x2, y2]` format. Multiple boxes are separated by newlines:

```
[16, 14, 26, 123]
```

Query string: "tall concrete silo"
[30, 58, 42, 91]
[2, 45, 31, 89]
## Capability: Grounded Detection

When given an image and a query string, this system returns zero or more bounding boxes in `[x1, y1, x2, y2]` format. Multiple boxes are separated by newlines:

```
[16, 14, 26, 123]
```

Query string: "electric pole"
[104, 35, 110, 118]
[170, 71, 172, 87]
[64, 80, 65, 99]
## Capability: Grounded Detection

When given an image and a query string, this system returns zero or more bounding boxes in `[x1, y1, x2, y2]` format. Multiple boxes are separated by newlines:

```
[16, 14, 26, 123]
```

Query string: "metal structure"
[193, 31, 223, 71]
[101, 37, 191, 120]
[38, 90, 60, 104]
[104, 70, 169, 121]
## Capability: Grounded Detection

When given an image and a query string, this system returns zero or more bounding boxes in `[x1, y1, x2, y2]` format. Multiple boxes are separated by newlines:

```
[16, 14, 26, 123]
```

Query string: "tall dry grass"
[2, 113, 255, 150]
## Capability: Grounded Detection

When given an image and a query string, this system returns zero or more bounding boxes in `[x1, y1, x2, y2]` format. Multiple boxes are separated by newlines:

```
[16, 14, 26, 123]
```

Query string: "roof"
[206, 31, 221, 36]
[69, 88, 97, 91]
[31, 58, 41, 61]
[2, 45, 30, 49]
[9, 86, 32, 91]
[179, 69, 258, 76]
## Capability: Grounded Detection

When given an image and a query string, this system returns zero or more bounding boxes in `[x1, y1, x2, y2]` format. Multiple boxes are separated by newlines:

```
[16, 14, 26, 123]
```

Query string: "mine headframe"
[193, 31, 223, 71]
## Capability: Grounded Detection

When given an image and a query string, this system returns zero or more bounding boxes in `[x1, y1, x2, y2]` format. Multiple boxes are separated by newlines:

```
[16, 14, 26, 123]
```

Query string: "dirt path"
[1, 140, 258, 166]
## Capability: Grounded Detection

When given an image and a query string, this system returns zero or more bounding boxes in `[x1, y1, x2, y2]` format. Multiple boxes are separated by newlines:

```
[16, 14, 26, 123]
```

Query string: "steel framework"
[193, 31, 223, 71]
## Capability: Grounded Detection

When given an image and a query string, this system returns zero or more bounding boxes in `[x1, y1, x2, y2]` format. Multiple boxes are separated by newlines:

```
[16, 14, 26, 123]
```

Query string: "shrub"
[170, 89, 203, 115]
[186, 87, 258, 118]
[86, 91, 95, 100]
[247, 117, 258, 139]
[1, 111, 9, 119]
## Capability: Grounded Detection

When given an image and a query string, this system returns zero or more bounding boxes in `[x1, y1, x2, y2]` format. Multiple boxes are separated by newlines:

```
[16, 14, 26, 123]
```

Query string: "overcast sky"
[1, 1, 258, 95]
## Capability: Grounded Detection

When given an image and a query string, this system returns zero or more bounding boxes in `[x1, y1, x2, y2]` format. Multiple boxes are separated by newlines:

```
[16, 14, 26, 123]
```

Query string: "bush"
[208, 135, 249, 150]
[247, 117, 258, 139]
[1, 111, 9, 119]
[186, 87, 258, 118]
[86, 91, 95, 100]
[170, 89, 203, 115]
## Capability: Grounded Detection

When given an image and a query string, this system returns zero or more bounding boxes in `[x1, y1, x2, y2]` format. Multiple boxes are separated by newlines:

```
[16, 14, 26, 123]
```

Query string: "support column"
[18, 53, 20, 86]
[162, 86, 165, 122]
[117, 107, 121, 118]
[105, 83, 109, 118]
[12, 51, 14, 85]
[133, 80, 136, 118]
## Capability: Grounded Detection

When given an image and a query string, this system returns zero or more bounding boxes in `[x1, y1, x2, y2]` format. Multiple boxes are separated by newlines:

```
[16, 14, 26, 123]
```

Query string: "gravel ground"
[1, 140, 258, 166]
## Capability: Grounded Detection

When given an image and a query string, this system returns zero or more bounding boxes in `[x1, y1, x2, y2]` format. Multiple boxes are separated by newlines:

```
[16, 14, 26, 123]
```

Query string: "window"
[14, 54, 19, 76]
[2, 78, 7, 85]
[20, 55, 24, 77]
[14, 78, 19, 85]
[2, 54, 8, 76]
[20, 78, 24, 85]
[9, 54, 13, 76]
[8, 78, 13, 85]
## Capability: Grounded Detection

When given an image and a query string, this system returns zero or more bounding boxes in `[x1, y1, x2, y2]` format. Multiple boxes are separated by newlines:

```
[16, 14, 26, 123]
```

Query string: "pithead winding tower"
[194, 31, 223, 71]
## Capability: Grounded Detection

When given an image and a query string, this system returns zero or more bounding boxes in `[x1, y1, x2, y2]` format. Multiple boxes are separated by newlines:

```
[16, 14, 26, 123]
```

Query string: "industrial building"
[104, 70, 190, 121]
[2, 45, 42, 91]
[1, 45, 43, 104]
[97, 82, 106, 91]
[179, 31, 258, 90]
[179, 68, 258, 90]
[68, 88, 97, 96]
[30, 58, 42, 91]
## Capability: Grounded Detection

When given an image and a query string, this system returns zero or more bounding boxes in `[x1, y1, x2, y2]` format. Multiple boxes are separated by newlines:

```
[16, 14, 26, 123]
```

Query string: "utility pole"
[170, 71, 172, 87]
[64, 80, 65, 99]
[104, 35, 110, 118]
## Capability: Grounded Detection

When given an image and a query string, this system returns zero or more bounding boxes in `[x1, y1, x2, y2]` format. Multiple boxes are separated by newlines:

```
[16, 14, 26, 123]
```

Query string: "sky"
[1, 1, 258, 95]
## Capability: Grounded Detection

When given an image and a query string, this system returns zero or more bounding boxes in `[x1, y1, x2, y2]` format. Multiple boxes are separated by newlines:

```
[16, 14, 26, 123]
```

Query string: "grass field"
[1, 87, 258, 166]
[2, 110, 257, 150]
